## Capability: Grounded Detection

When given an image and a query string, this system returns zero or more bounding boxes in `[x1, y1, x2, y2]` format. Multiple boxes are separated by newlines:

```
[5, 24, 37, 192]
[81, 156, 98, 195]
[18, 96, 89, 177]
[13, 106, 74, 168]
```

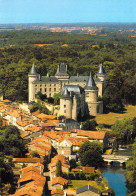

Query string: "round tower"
[84, 72, 98, 103]
[96, 64, 106, 96]
[96, 64, 106, 82]
[60, 88, 72, 118]
[28, 64, 38, 103]
[72, 95, 77, 120]
[84, 73, 99, 115]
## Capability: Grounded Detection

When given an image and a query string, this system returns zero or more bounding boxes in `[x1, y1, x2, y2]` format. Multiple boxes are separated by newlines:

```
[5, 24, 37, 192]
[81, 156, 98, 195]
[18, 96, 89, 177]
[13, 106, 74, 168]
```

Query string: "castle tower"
[55, 63, 69, 81]
[84, 73, 100, 115]
[72, 95, 77, 120]
[96, 64, 106, 97]
[84, 72, 98, 103]
[96, 64, 106, 82]
[28, 64, 38, 103]
[60, 88, 72, 118]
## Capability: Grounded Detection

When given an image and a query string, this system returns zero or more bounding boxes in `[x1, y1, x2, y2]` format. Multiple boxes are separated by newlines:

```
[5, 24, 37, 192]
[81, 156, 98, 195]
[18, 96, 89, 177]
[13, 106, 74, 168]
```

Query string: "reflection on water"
[101, 167, 127, 196]
[101, 147, 132, 196]
[115, 146, 132, 156]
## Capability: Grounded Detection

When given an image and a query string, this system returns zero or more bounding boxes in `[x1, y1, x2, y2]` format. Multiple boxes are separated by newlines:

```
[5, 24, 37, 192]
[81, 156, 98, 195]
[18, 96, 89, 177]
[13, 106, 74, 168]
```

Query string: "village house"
[13, 157, 44, 167]
[10, 162, 46, 196]
[71, 167, 95, 175]
[51, 190, 64, 196]
[71, 129, 108, 150]
[76, 185, 101, 196]
[50, 155, 70, 179]
[55, 118, 80, 131]
[64, 189, 76, 196]
[51, 177, 68, 190]
[28, 135, 52, 159]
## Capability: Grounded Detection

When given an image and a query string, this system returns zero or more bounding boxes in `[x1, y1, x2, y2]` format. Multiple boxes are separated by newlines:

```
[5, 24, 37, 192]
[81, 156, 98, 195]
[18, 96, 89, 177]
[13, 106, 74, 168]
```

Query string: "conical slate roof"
[84, 72, 98, 90]
[97, 64, 105, 74]
[61, 88, 71, 98]
[29, 64, 37, 75]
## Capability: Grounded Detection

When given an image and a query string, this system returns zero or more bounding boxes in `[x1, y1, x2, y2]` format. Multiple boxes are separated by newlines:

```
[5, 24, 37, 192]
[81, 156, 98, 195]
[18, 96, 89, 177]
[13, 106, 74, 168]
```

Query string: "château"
[28, 63, 106, 120]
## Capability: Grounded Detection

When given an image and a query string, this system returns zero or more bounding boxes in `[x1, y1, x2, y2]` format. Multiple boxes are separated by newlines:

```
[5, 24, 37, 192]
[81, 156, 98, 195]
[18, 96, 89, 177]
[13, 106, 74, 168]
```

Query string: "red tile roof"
[25, 124, 43, 133]
[82, 167, 95, 174]
[52, 177, 68, 186]
[41, 120, 59, 127]
[77, 129, 106, 140]
[13, 158, 44, 163]
[32, 111, 57, 121]
[21, 132, 30, 138]
[51, 190, 64, 195]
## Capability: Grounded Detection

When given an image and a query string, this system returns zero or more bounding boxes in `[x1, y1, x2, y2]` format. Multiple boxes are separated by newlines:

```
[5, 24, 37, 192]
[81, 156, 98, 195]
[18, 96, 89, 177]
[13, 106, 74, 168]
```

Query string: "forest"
[0, 29, 136, 112]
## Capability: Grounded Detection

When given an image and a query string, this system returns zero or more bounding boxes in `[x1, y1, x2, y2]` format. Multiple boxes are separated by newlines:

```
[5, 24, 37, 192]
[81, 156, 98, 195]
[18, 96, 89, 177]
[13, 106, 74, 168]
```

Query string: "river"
[102, 166, 127, 196]
[101, 147, 132, 196]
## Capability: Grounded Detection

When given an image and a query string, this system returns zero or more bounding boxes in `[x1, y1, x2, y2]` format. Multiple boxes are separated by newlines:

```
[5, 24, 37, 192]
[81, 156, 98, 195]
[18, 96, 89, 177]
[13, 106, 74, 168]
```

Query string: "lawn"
[70, 180, 99, 190]
[69, 179, 108, 192]
[95, 105, 136, 125]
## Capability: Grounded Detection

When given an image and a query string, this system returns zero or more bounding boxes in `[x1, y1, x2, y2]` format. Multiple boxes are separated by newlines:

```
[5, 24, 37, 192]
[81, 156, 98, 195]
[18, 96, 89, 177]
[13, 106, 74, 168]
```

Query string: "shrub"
[68, 172, 75, 180]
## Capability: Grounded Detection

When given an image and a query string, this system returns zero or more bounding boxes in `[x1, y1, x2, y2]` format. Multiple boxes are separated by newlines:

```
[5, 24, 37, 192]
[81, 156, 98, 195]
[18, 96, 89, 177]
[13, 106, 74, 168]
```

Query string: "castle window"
[45, 88, 46, 92]
[35, 88, 37, 92]
[50, 84, 51, 87]
[40, 88, 42, 92]
[35, 85, 37, 87]
[54, 88, 56, 92]
[49, 93, 51, 97]
[64, 110, 66, 113]
[64, 105, 66, 108]
[40, 84, 42, 87]
[54, 84, 56, 86]
[45, 84, 46, 87]
[86, 93, 89, 97]
[49, 88, 51, 92]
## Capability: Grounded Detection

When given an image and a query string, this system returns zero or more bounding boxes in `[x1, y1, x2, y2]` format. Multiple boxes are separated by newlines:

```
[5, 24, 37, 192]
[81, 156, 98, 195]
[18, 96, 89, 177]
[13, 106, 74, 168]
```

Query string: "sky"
[0, 0, 136, 24]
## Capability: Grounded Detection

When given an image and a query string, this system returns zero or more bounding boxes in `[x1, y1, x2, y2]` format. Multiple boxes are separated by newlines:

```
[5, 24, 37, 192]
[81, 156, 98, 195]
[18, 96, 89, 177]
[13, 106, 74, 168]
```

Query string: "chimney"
[40, 166, 42, 174]
[77, 73, 79, 77]
[47, 73, 49, 77]
[66, 64, 68, 72]
[57, 65, 60, 72]
[39, 74, 41, 81]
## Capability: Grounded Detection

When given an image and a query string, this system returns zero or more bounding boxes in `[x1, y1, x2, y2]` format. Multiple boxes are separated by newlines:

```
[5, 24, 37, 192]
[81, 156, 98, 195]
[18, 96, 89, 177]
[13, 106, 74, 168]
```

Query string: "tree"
[69, 159, 77, 169]
[53, 92, 61, 105]
[102, 67, 125, 113]
[126, 139, 136, 195]
[0, 125, 27, 157]
[30, 100, 50, 114]
[79, 142, 104, 168]
[56, 160, 62, 177]
[31, 151, 40, 158]
[81, 119, 97, 130]
[0, 154, 17, 194]
[111, 119, 134, 144]
[36, 91, 47, 101]
[0, 116, 2, 126]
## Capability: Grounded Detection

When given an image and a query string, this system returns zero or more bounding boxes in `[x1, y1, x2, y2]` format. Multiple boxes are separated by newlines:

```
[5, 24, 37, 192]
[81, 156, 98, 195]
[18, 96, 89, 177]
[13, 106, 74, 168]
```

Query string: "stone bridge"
[102, 155, 131, 166]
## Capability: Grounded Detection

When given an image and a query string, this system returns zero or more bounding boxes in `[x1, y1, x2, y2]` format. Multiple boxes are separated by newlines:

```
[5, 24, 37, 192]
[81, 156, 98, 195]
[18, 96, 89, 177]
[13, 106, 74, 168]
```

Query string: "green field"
[95, 105, 136, 125]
